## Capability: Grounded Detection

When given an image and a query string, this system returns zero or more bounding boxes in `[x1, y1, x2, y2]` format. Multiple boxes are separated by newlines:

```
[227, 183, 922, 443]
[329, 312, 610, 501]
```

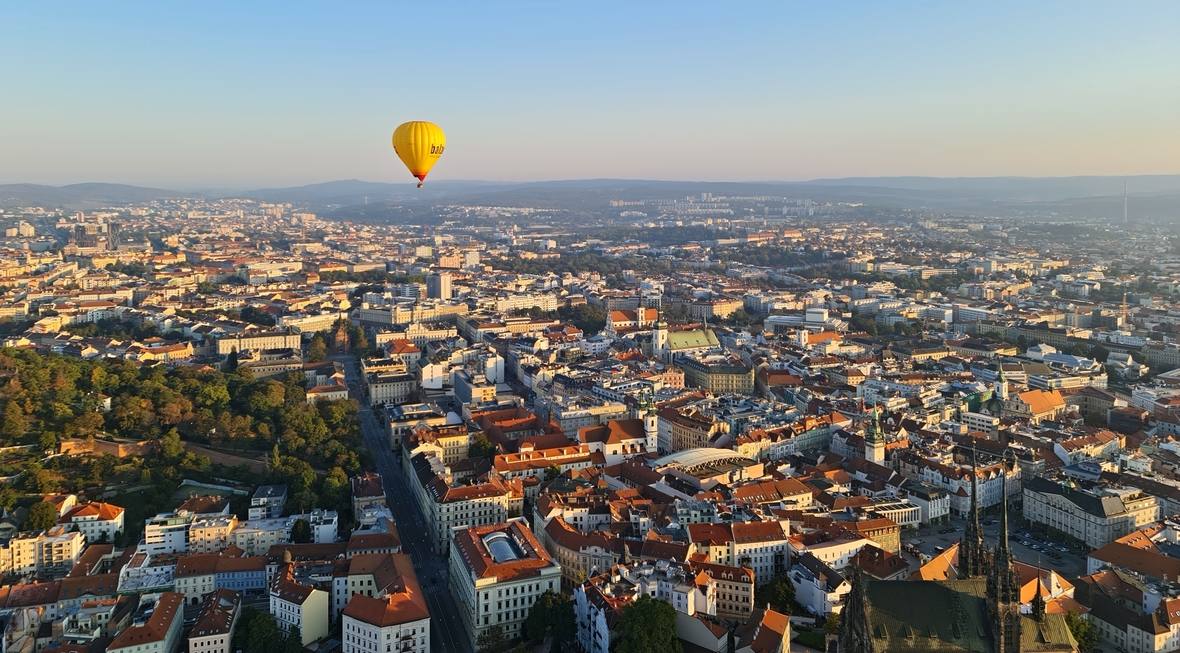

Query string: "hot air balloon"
[392, 121, 446, 188]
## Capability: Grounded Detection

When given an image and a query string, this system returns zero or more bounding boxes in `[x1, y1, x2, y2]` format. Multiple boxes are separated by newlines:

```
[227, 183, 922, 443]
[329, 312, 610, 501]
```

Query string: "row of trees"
[233, 608, 307, 653]
[715, 244, 834, 270]
[64, 317, 167, 341]
[476, 592, 679, 653]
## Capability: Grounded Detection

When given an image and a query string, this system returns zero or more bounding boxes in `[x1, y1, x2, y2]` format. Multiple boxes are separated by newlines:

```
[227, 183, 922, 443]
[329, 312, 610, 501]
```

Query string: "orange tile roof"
[108, 592, 182, 650]
[578, 418, 646, 446]
[912, 542, 959, 581]
[749, 609, 790, 653]
[808, 331, 842, 345]
[452, 520, 557, 583]
[1018, 389, 1065, 415]
[341, 554, 428, 627]
[386, 339, 420, 354]
[63, 502, 124, 521]
[732, 478, 812, 505]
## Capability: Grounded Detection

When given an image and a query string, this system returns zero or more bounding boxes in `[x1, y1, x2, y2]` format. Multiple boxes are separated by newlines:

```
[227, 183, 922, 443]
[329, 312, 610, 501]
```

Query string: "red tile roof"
[108, 592, 182, 650]
[341, 554, 429, 627]
[452, 520, 557, 583]
[63, 502, 124, 521]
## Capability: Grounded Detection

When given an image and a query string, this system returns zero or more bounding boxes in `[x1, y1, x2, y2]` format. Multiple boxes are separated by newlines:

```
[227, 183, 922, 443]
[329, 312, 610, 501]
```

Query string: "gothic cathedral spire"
[958, 447, 988, 578]
[989, 456, 1022, 653]
[838, 567, 876, 653]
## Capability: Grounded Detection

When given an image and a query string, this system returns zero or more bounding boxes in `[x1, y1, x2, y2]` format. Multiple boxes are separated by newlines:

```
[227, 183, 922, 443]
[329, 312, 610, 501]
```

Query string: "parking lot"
[905, 514, 1088, 579]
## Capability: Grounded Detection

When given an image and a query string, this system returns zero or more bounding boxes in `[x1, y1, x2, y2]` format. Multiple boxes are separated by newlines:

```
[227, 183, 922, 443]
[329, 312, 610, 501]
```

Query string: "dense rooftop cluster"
[0, 192, 1177, 652]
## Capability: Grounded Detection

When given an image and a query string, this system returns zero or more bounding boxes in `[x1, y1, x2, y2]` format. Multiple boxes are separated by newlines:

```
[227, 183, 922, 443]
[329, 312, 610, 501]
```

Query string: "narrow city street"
[338, 355, 473, 653]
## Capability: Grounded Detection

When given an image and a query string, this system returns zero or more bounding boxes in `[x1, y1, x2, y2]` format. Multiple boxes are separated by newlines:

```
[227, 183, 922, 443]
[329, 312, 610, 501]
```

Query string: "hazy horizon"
[8, 173, 1180, 195]
[4, 2, 1179, 187]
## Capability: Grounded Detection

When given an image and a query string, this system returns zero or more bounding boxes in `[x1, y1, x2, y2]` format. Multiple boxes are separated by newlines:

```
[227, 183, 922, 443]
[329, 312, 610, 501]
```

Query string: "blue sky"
[3, 2, 1178, 187]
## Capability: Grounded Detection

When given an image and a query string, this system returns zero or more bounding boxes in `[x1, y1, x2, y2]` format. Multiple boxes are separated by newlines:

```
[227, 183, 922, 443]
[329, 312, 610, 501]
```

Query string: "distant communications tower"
[1124, 180, 1129, 225]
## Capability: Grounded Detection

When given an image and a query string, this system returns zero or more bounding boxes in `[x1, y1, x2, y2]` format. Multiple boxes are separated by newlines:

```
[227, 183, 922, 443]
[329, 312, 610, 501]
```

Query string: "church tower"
[988, 458, 1022, 653]
[958, 448, 989, 578]
[864, 406, 885, 465]
[638, 390, 659, 453]
[652, 310, 669, 361]
[995, 366, 1010, 401]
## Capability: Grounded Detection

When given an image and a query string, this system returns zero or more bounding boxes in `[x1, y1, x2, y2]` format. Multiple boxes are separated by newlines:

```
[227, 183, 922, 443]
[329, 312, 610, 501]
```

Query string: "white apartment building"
[248, 485, 288, 521]
[142, 499, 230, 556]
[231, 510, 338, 556]
[789, 553, 851, 617]
[789, 534, 874, 571]
[901, 483, 952, 524]
[861, 498, 922, 529]
[449, 518, 562, 650]
[61, 502, 125, 543]
[144, 513, 192, 555]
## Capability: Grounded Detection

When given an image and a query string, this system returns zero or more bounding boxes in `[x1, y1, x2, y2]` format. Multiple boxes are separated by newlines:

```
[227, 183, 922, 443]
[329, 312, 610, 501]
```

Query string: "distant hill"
[339, 176, 1174, 216]
[3, 175, 1177, 218]
[228, 179, 517, 208]
[805, 175, 1180, 202]
[0, 183, 184, 208]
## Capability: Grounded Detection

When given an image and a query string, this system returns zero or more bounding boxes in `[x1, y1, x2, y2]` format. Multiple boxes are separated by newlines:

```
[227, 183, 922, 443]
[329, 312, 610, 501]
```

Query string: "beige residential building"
[1023, 478, 1159, 548]
[188, 515, 239, 554]
[409, 455, 522, 554]
[270, 564, 330, 646]
[692, 561, 756, 621]
[340, 554, 431, 653]
[536, 516, 616, 588]
[0, 526, 85, 575]
[216, 331, 301, 355]
[406, 423, 472, 466]
[686, 520, 792, 586]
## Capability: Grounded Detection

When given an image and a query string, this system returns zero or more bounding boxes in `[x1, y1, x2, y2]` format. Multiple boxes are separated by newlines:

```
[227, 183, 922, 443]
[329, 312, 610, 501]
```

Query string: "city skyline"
[4, 2, 1179, 187]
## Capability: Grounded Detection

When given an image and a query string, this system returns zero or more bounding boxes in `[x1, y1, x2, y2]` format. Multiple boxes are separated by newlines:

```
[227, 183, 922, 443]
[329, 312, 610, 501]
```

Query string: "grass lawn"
[794, 628, 827, 651]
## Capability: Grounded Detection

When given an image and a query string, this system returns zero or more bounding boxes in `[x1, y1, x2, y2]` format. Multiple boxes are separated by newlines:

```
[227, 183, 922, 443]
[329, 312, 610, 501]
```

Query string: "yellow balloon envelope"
[392, 121, 446, 187]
